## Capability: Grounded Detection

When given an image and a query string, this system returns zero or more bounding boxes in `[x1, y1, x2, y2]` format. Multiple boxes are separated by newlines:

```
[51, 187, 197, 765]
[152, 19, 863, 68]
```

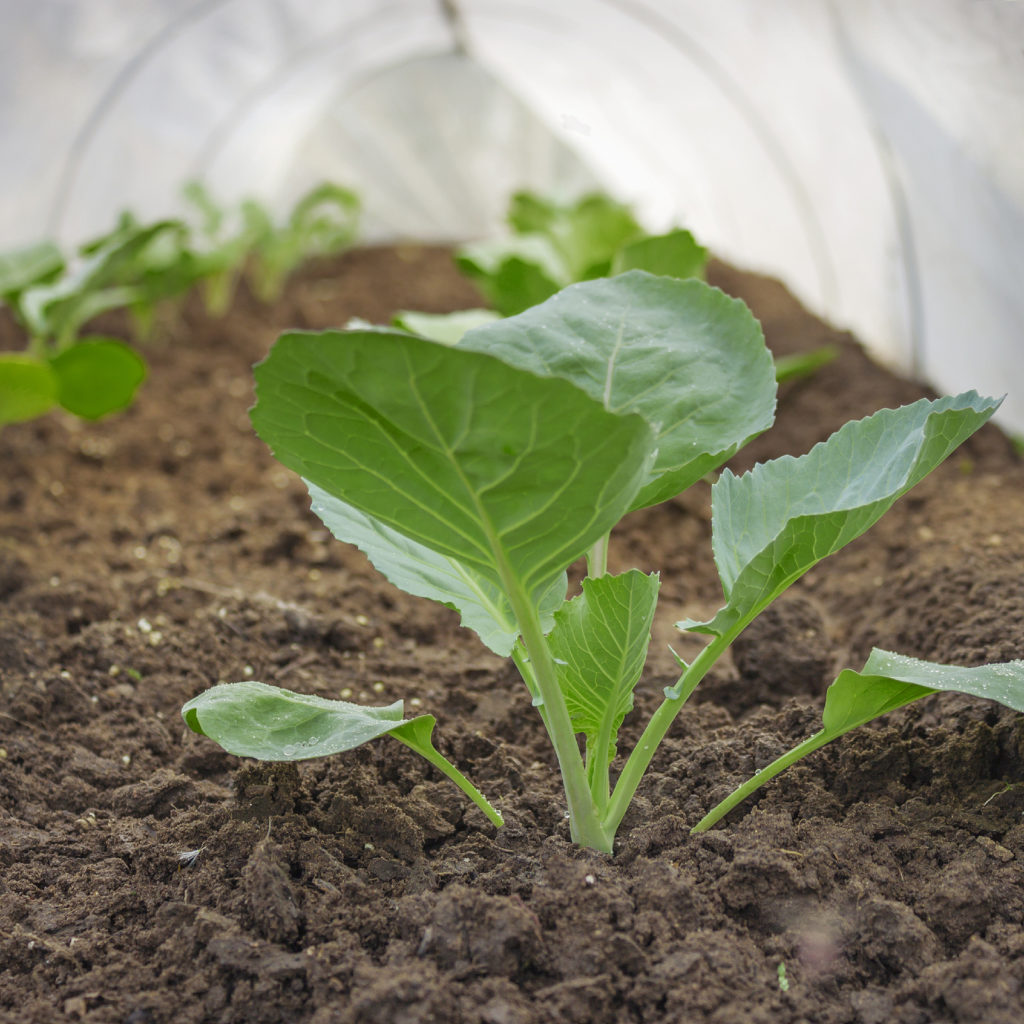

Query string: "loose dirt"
[2, 247, 1023, 1023]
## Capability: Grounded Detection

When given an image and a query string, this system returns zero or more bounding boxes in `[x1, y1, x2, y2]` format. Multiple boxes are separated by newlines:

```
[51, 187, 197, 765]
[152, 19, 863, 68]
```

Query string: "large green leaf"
[457, 271, 776, 509]
[0, 354, 57, 425]
[306, 480, 566, 655]
[252, 329, 656, 602]
[548, 570, 659, 770]
[50, 337, 147, 419]
[681, 392, 1001, 644]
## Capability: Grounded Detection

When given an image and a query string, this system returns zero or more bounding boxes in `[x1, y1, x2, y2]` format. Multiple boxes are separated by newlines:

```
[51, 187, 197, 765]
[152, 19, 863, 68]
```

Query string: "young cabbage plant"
[456, 190, 707, 316]
[184, 181, 361, 309]
[182, 271, 1024, 853]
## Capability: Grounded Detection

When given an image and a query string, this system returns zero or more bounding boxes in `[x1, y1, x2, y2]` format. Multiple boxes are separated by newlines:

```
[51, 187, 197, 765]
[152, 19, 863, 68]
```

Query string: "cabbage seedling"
[456, 190, 706, 316]
[182, 271, 1024, 853]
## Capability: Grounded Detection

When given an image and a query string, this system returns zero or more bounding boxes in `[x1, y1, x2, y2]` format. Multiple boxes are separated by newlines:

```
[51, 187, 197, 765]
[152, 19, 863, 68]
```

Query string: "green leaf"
[0, 354, 58, 425]
[251, 328, 656, 604]
[50, 337, 147, 420]
[692, 649, 1024, 832]
[548, 570, 659, 772]
[393, 308, 501, 346]
[773, 345, 838, 384]
[457, 271, 776, 509]
[183, 681, 503, 826]
[509, 192, 642, 280]
[822, 649, 1024, 735]
[183, 681, 410, 759]
[0, 241, 64, 298]
[455, 236, 564, 316]
[611, 229, 708, 280]
[681, 392, 1001, 644]
[306, 480, 566, 655]
[506, 192, 566, 234]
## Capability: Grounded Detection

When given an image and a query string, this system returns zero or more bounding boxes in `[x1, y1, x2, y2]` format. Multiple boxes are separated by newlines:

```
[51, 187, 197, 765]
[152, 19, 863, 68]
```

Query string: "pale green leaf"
[0, 241, 64, 297]
[182, 681, 409, 760]
[251, 328, 656, 601]
[548, 570, 659, 765]
[307, 480, 566, 655]
[611, 229, 708, 280]
[393, 308, 501, 346]
[511, 192, 642, 280]
[822, 649, 1024, 737]
[183, 681, 504, 826]
[681, 392, 1001, 643]
[458, 271, 776, 509]
[455, 236, 564, 316]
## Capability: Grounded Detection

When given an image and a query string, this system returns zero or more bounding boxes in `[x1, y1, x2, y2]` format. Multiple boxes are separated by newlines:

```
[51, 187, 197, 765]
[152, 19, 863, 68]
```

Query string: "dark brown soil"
[2, 247, 1023, 1024]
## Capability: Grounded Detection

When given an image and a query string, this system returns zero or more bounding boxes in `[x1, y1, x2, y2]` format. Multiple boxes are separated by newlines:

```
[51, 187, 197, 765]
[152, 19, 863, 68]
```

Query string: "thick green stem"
[510, 590, 612, 853]
[691, 730, 832, 832]
[603, 631, 734, 837]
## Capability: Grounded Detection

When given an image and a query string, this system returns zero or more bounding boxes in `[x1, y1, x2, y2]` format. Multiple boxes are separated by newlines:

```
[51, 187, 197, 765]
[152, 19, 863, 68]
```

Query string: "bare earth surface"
[2, 247, 1023, 1024]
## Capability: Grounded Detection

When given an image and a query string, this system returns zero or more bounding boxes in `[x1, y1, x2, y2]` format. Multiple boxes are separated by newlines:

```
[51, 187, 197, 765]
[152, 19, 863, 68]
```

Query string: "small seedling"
[183, 271, 1024, 853]
[777, 963, 790, 992]
[456, 190, 707, 316]
[0, 183, 360, 430]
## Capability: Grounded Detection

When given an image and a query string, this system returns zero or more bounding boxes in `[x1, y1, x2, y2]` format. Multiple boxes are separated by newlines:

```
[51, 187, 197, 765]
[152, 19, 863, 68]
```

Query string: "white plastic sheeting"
[3, 0, 1022, 430]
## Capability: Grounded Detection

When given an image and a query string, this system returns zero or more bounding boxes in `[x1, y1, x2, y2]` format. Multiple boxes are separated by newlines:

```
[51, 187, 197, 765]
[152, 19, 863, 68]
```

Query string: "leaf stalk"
[690, 729, 832, 832]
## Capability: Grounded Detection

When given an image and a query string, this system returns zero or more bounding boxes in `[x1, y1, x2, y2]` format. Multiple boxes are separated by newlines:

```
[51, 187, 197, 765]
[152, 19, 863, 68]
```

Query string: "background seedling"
[0, 182, 360, 430]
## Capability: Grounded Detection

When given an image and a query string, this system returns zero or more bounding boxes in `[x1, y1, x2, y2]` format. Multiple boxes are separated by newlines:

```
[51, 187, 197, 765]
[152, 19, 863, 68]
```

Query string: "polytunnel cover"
[3, 0, 1023, 431]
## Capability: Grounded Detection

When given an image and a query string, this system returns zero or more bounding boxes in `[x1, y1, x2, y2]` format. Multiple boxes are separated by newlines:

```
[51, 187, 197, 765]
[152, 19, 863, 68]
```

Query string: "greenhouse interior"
[2, 2, 1024, 1022]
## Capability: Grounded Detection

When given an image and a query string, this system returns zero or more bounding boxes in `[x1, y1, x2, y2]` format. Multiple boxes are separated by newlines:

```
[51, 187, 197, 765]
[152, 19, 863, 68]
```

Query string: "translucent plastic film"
[3, 0, 1022, 430]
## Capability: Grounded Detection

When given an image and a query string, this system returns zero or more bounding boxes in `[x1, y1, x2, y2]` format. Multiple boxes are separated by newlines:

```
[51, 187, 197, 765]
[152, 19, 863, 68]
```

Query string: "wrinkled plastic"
[4, 0, 1022, 430]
